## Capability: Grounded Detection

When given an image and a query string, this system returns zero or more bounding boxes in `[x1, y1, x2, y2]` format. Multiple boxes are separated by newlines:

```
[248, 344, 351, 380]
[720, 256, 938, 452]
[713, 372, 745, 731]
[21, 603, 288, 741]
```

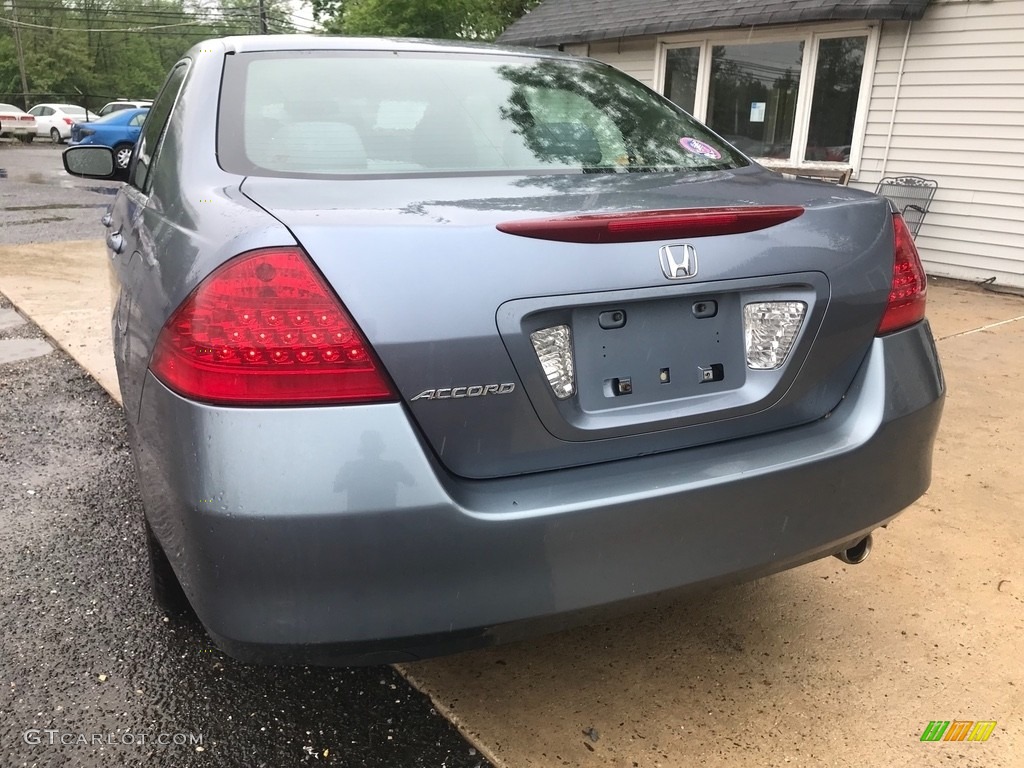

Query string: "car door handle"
[101, 211, 112, 227]
[106, 231, 124, 254]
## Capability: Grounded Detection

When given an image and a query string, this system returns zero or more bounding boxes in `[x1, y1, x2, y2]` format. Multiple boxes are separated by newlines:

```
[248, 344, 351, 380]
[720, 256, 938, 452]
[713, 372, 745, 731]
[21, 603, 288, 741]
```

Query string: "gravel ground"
[0, 249, 492, 765]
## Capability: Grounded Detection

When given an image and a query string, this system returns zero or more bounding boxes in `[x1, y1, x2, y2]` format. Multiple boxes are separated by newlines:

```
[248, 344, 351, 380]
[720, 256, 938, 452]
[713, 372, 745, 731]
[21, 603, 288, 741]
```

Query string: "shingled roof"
[499, 0, 931, 46]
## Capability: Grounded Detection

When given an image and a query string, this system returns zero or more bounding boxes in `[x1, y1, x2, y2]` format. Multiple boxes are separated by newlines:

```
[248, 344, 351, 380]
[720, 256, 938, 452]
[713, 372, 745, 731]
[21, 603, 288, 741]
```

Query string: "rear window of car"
[218, 50, 748, 178]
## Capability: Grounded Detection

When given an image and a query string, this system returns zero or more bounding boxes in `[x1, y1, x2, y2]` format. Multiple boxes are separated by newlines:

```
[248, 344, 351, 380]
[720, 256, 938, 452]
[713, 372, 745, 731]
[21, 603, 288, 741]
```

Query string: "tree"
[310, 0, 540, 40]
[0, 0, 302, 107]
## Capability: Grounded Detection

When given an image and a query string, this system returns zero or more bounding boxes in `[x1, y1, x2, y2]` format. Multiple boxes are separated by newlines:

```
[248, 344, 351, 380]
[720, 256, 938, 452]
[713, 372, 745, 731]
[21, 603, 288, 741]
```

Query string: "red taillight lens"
[150, 248, 397, 406]
[877, 214, 927, 335]
[63, 117, 74, 125]
[496, 206, 804, 243]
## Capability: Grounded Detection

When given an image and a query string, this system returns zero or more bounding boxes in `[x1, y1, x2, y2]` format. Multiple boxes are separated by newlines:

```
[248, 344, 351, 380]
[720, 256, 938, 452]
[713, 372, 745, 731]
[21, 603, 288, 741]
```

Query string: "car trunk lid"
[241, 166, 894, 479]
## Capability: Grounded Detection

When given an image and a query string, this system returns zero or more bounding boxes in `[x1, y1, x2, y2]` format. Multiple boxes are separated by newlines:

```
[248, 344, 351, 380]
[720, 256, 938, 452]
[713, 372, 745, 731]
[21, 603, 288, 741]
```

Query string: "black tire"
[50, 127, 62, 144]
[144, 518, 192, 615]
[114, 142, 133, 170]
[18, 134, 34, 144]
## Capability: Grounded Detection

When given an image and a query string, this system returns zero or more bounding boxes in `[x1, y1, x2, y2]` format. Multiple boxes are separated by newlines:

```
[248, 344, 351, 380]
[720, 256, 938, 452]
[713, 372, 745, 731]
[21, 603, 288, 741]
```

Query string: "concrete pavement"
[0, 241, 118, 398]
[1, 239, 1021, 767]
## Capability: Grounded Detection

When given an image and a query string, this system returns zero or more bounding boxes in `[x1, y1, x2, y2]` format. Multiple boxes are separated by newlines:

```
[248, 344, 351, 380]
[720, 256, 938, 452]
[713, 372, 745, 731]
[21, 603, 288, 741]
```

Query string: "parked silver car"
[97, 99, 153, 117]
[63, 36, 943, 665]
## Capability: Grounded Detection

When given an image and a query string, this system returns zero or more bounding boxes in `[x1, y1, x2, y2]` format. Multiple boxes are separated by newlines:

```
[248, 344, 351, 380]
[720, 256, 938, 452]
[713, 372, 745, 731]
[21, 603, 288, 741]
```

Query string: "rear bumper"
[134, 322, 944, 664]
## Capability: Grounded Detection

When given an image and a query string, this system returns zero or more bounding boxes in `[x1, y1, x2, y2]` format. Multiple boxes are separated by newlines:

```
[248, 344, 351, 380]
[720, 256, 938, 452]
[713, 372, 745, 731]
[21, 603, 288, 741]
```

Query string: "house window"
[661, 28, 875, 169]
[664, 47, 700, 114]
[708, 41, 804, 159]
[804, 37, 867, 163]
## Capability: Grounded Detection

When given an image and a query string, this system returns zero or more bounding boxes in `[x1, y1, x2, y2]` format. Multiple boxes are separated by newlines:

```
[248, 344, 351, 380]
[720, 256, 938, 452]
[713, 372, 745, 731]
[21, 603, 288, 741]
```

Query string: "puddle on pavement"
[23, 171, 71, 187]
[0, 169, 119, 193]
[2, 203, 110, 211]
[4, 216, 72, 226]
[0, 338, 53, 365]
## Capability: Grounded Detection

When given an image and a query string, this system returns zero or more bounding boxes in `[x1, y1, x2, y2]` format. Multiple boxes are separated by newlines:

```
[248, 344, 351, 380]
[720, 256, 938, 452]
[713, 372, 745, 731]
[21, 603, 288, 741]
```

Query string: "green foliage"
[342, 0, 471, 38]
[1, 0, 538, 110]
[311, 0, 540, 40]
[0, 0, 297, 108]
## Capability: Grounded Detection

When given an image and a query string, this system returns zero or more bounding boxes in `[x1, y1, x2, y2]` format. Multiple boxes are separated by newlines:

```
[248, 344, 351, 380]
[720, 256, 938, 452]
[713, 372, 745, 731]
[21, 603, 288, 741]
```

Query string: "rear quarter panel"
[114, 41, 297, 421]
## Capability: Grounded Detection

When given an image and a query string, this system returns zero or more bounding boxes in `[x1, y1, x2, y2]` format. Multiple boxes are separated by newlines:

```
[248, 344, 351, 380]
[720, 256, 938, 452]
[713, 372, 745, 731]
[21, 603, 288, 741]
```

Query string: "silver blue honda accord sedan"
[63, 36, 944, 665]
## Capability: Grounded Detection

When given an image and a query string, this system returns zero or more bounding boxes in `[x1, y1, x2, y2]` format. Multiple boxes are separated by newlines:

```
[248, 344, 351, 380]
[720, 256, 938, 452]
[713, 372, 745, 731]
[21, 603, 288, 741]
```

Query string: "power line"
[10, 4, 251, 12]
[5, 0, 310, 29]
[7, 3, 264, 22]
[4, 5, 264, 24]
[1, 3, 315, 34]
[0, 16, 208, 32]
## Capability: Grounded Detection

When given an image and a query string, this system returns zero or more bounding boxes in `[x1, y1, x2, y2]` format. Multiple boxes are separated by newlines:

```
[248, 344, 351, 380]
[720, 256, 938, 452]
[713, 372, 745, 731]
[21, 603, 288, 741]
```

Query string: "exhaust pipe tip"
[834, 534, 872, 565]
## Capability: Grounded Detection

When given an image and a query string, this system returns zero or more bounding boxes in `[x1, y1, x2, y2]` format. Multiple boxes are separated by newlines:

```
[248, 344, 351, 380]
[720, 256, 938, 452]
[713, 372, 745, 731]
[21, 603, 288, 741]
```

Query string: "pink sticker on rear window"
[679, 137, 722, 160]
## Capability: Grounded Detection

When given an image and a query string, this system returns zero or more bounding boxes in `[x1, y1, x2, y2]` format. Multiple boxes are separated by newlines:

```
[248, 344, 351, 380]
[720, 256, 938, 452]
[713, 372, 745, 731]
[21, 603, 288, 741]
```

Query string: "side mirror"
[63, 145, 127, 181]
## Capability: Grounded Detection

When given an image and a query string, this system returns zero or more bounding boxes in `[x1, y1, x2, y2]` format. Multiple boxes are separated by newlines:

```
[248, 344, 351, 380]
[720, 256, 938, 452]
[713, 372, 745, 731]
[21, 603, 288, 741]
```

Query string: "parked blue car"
[70, 108, 149, 169]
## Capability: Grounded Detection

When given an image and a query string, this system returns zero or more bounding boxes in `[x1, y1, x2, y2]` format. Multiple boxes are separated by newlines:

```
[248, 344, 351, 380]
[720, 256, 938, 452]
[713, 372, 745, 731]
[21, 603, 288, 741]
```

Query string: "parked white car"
[97, 100, 153, 117]
[28, 103, 99, 144]
[0, 103, 37, 142]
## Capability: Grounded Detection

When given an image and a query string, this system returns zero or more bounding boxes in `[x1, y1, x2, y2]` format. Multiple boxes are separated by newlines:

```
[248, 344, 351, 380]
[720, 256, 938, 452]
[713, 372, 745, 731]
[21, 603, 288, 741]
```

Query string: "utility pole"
[10, 0, 31, 108]
[258, 0, 269, 33]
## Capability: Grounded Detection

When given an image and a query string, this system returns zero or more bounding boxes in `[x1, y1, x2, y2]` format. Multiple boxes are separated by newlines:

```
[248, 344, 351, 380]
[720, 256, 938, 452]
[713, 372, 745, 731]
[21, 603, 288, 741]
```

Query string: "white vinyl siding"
[588, 39, 658, 87]
[560, 1, 1024, 285]
[854, 0, 1024, 287]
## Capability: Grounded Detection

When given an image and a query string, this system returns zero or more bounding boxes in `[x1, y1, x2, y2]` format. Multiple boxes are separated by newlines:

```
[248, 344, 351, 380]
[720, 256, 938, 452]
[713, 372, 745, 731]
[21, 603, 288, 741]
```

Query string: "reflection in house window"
[663, 47, 700, 114]
[707, 41, 804, 159]
[660, 31, 871, 166]
[804, 36, 867, 163]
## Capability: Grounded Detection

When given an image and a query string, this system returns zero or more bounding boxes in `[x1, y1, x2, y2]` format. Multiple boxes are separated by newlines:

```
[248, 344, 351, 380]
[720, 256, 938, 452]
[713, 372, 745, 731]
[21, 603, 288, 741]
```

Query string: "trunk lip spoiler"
[496, 206, 805, 244]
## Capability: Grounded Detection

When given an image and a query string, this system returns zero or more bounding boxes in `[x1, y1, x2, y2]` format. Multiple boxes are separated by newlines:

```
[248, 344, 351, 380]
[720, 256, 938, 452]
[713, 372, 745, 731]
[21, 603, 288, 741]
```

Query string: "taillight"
[496, 206, 804, 243]
[63, 117, 74, 125]
[877, 213, 927, 335]
[150, 248, 397, 406]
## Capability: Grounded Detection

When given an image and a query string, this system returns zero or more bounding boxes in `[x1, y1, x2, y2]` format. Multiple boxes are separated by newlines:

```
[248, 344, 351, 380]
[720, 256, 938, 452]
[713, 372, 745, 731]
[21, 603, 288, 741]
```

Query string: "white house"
[501, 0, 1024, 287]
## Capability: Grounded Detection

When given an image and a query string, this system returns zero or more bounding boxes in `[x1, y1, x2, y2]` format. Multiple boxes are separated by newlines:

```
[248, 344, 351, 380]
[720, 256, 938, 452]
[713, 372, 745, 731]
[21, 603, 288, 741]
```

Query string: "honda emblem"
[659, 244, 698, 280]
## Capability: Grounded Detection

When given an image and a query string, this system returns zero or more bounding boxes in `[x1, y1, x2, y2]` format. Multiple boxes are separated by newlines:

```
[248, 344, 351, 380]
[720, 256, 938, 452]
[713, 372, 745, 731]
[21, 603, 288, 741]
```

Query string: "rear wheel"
[50, 128, 62, 144]
[144, 518, 191, 615]
[114, 143, 133, 170]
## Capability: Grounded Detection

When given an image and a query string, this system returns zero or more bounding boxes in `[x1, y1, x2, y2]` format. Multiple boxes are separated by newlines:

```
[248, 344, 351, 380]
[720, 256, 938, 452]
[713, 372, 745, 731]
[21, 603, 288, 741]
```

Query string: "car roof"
[192, 34, 574, 61]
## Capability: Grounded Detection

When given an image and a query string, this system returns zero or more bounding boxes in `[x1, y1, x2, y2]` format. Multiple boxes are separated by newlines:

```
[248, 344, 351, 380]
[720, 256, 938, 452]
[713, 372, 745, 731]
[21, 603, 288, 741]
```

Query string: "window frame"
[130, 59, 191, 193]
[655, 22, 880, 177]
